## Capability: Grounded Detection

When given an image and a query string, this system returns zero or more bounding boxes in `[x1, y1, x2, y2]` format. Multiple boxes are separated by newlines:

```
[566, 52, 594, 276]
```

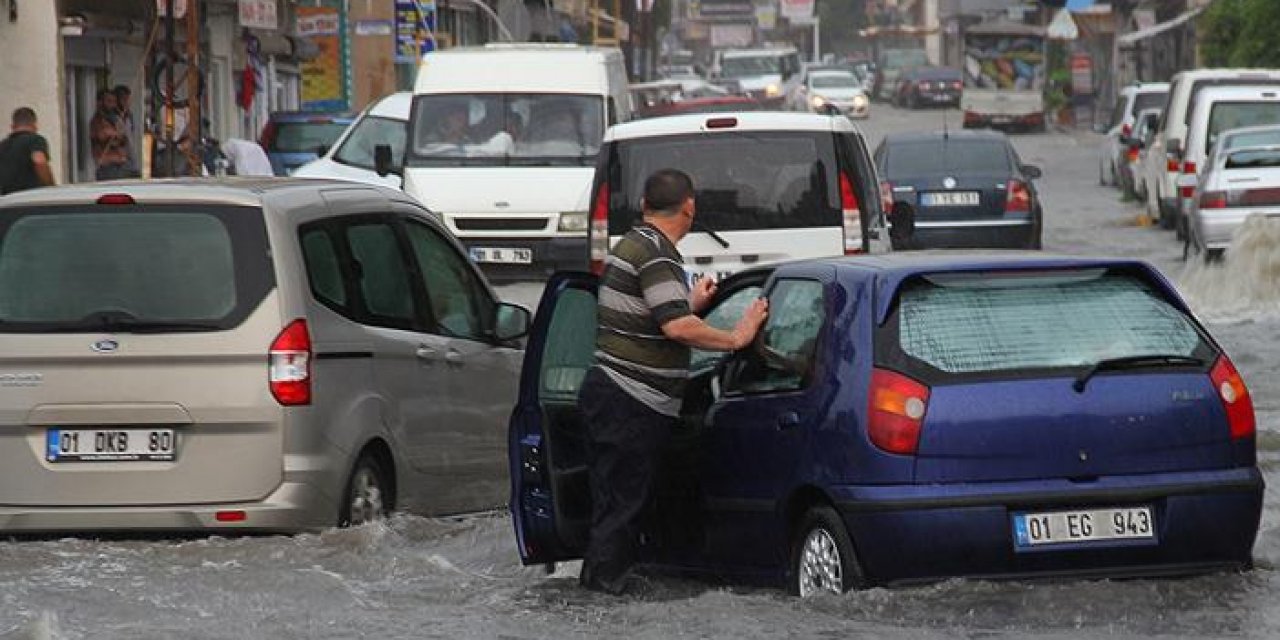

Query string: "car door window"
[345, 221, 417, 328]
[299, 225, 350, 311]
[540, 287, 598, 400]
[725, 279, 825, 395]
[403, 220, 491, 340]
[690, 284, 763, 371]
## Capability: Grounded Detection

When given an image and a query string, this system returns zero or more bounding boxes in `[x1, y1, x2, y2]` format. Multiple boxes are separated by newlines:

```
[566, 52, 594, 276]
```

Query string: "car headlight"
[558, 211, 589, 232]
[852, 95, 869, 108]
[810, 95, 828, 108]
[765, 84, 781, 97]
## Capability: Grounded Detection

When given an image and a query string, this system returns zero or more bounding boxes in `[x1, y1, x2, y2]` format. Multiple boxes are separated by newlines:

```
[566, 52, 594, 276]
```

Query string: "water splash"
[1180, 215, 1280, 322]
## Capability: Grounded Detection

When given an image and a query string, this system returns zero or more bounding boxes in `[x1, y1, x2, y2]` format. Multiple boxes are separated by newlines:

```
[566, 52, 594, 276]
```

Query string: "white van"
[398, 44, 632, 280]
[1175, 86, 1280, 224]
[1143, 69, 1280, 231]
[711, 47, 804, 108]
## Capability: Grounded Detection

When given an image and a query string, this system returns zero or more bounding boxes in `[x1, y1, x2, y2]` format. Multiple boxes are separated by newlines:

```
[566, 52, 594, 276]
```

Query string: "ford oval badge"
[92, 339, 119, 353]
[943, 177, 957, 189]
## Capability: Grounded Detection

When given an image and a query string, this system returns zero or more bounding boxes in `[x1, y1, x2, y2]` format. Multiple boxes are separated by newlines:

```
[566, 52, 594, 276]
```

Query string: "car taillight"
[1121, 123, 1132, 138]
[1182, 161, 1197, 174]
[589, 182, 610, 274]
[952, 81, 962, 90]
[879, 180, 894, 215]
[1178, 161, 1198, 198]
[269, 320, 311, 406]
[840, 173, 862, 254]
[868, 368, 930, 455]
[1005, 179, 1031, 213]
[1166, 154, 1181, 173]
[1210, 355, 1254, 440]
[1127, 146, 1141, 163]
[1199, 190, 1228, 209]
[919, 81, 931, 91]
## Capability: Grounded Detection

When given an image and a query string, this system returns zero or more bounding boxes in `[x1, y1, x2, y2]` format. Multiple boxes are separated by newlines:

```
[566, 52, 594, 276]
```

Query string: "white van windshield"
[721, 56, 784, 79]
[408, 94, 603, 166]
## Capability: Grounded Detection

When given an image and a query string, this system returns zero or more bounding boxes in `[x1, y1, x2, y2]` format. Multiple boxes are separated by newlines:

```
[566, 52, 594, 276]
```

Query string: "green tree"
[1200, 0, 1280, 68]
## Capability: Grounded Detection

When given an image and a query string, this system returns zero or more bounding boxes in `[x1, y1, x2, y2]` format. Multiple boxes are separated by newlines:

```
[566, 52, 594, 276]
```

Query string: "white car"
[1131, 108, 1162, 201]
[1186, 143, 1280, 260]
[791, 69, 870, 119]
[1099, 83, 1168, 188]
[291, 91, 411, 188]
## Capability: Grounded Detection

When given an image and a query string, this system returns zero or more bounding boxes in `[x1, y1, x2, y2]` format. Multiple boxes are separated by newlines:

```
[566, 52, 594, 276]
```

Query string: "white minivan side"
[400, 44, 632, 281]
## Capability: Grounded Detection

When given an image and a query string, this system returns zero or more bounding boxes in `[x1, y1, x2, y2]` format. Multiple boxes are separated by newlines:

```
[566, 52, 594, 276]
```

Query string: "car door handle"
[415, 345, 440, 362]
[777, 411, 801, 431]
[444, 349, 465, 367]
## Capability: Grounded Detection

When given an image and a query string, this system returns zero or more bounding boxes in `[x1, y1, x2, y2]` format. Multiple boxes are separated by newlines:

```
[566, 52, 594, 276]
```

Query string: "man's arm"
[31, 150, 55, 186]
[660, 298, 768, 351]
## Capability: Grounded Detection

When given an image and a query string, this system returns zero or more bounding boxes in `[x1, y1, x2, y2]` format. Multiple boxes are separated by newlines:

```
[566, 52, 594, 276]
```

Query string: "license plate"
[469, 247, 532, 264]
[46, 428, 177, 462]
[921, 191, 980, 207]
[992, 116, 1014, 124]
[1013, 506, 1155, 548]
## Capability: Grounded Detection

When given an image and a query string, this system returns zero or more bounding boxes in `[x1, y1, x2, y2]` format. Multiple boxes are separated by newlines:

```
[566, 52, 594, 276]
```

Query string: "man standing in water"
[578, 168, 769, 595]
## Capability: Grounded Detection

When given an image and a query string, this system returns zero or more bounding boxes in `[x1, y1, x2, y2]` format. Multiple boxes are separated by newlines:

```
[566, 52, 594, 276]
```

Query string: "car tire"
[339, 452, 392, 527]
[1158, 197, 1176, 230]
[789, 505, 864, 597]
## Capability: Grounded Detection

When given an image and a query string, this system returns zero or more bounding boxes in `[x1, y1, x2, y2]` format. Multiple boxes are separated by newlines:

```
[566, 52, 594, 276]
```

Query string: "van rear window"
[609, 131, 841, 233]
[0, 207, 273, 332]
[883, 270, 1211, 377]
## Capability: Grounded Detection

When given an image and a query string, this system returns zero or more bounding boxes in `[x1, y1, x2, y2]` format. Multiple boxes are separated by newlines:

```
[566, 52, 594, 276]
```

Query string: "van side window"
[299, 226, 350, 311]
[345, 221, 418, 328]
[607, 97, 619, 127]
[726, 279, 825, 395]
[403, 220, 491, 340]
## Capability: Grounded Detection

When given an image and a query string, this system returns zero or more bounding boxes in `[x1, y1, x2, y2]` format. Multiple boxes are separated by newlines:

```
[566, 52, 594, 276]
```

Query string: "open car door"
[508, 271, 598, 566]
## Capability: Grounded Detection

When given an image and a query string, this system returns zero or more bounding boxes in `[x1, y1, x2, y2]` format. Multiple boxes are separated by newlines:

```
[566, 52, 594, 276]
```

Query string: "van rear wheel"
[789, 506, 863, 597]
[340, 454, 390, 527]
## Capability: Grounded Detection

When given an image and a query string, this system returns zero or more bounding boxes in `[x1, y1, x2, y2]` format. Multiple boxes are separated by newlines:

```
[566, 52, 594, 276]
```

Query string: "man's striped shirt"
[595, 223, 692, 417]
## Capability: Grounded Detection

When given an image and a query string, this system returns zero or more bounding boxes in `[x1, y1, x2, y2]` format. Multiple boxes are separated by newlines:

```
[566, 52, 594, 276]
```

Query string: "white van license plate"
[1013, 506, 1154, 548]
[46, 428, 177, 462]
[921, 191, 979, 207]
[470, 247, 533, 264]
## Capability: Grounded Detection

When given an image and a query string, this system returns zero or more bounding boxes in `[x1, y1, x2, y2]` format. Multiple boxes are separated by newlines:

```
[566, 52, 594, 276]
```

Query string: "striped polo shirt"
[595, 223, 692, 417]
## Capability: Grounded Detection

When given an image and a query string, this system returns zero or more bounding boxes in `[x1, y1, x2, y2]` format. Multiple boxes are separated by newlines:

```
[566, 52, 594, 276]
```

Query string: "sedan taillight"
[1005, 179, 1032, 213]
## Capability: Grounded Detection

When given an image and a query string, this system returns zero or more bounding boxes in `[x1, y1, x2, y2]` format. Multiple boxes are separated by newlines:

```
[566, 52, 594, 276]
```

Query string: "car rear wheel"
[340, 453, 391, 527]
[789, 506, 863, 597]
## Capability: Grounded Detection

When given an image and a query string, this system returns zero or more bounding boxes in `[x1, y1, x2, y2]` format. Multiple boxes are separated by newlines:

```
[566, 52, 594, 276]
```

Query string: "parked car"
[0, 179, 531, 533]
[587, 111, 893, 281]
[260, 111, 354, 176]
[1099, 83, 1169, 189]
[1187, 142, 1280, 261]
[874, 130, 1043, 249]
[1129, 107, 1162, 201]
[1143, 69, 1280, 231]
[790, 69, 870, 118]
[292, 91, 410, 189]
[510, 254, 1262, 594]
[873, 48, 929, 101]
[892, 66, 963, 109]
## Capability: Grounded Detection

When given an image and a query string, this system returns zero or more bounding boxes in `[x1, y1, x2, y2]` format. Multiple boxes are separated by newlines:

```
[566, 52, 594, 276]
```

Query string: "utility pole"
[185, 0, 201, 175]
[164, 0, 176, 177]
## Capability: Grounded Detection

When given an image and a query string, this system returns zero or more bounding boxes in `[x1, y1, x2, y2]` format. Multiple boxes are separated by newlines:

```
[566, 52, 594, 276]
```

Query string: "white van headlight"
[559, 211, 589, 232]
[810, 95, 828, 108]
[765, 84, 781, 97]
[853, 95, 869, 108]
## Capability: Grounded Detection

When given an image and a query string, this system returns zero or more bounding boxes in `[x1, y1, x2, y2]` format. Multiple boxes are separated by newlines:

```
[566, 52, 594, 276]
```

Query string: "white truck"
[961, 22, 1047, 132]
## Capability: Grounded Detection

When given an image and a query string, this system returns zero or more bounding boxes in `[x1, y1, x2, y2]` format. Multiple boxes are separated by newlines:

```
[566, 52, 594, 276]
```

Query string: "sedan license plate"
[1013, 506, 1154, 548]
[921, 191, 980, 207]
[46, 428, 177, 462]
[469, 247, 532, 264]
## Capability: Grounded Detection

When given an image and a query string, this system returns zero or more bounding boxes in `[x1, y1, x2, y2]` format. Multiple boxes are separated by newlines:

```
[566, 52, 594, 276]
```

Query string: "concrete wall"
[0, 1, 65, 184]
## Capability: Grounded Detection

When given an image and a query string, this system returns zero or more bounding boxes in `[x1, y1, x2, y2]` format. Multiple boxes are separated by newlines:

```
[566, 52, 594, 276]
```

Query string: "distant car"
[892, 66, 963, 109]
[292, 92, 410, 189]
[510, 254, 1262, 594]
[875, 130, 1043, 249]
[260, 111, 354, 176]
[1099, 83, 1169, 189]
[791, 69, 870, 118]
[658, 64, 701, 79]
[1187, 142, 1280, 261]
[1130, 107, 1162, 201]
[636, 95, 763, 119]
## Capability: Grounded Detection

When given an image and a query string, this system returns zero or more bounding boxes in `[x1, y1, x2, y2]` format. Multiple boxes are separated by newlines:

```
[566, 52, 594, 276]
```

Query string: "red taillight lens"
[1182, 161, 1197, 175]
[868, 368, 930, 455]
[1121, 123, 1132, 138]
[840, 173, 862, 254]
[96, 194, 136, 205]
[1166, 156, 1181, 173]
[1127, 146, 1141, 163]
[259, 122, 277, 150]
[269, 320, 311, 406]
[879, 180, 894, 216]
[1210, 355, 1254, 440]
[1199, 190, 1228, 209]
[589, 182, 610, 275]
[1005, 179, 1031, 213]
[952, 81, 962, 90]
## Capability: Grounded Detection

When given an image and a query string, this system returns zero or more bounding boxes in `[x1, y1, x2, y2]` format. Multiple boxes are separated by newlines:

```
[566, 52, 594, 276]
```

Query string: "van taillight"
[1127, 145, 1141, 163]
[1005, 179, 1031, 213]
[1210, 356, 1254, 440]
[1166, 155, 1181, 173]
[269, 320, 311, 406]
[589, 182, 610, 275]
[868, 368, 930, 455]
[840, 173, 862, 254]
[1179, 161, 1198, 198]
[1121, 123, 1132, 138]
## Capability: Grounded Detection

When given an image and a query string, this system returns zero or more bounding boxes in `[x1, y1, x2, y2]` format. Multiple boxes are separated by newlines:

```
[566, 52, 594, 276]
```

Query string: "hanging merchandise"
[238, 30, 264, 111]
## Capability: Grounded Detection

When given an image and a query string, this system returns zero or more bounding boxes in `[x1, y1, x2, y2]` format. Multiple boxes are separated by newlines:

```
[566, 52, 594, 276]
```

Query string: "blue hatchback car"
[260, 112, 354, 176]
[509, 254, 1262, 595]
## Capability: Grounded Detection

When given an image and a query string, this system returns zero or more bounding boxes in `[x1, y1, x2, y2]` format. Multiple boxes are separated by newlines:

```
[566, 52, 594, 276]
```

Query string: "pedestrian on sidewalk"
[0, 107, 56, 195]
[112, 84, 140, 177]
[578, 168, 769, 595]
[90, 88, 132, 180]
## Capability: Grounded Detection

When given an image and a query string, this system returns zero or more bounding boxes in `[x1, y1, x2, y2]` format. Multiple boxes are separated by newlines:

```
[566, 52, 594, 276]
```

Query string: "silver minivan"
[0, 179, 530, 533]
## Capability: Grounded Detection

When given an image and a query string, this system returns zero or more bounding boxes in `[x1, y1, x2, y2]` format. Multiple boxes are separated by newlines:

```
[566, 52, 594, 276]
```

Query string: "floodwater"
[5, 121, 1280, 640]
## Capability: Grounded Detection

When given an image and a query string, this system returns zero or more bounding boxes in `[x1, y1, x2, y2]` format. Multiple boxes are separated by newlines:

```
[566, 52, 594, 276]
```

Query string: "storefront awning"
[1118, 7, 1204, 47]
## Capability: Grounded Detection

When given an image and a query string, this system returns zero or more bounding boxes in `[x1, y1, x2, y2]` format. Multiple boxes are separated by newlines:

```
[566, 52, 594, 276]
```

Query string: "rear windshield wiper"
[693, 219, 731, 249]
[1072, 355, 1205, 393]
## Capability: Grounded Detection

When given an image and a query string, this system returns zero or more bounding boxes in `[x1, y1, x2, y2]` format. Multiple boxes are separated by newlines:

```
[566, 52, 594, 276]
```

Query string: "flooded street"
[6, 108, 1280, 639]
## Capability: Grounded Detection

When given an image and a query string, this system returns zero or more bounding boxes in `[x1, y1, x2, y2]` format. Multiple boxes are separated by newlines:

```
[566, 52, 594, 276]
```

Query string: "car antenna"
[943, 109, 949, 140]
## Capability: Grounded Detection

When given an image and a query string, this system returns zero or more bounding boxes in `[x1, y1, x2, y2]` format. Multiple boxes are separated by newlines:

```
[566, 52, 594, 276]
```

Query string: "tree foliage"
[1200, 0, 1280, 68]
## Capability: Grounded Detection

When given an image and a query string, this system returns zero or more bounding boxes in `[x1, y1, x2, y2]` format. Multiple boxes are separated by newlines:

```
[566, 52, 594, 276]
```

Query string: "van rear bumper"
[460, 237, 587, 282]
[831, 467, 1264, 585]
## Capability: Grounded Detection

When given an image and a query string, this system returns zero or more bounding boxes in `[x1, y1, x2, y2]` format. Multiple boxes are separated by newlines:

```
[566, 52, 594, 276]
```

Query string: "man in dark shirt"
[0, 107, 55, 195]
[578, 168, 769, 595]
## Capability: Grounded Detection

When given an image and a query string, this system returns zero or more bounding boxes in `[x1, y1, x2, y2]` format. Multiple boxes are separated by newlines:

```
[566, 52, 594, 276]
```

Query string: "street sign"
[1048, 8, 1079, 41]
[238, 0, 278, 30]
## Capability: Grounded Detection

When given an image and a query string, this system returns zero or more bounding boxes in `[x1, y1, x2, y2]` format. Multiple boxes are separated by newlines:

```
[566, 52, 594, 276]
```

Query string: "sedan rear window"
[884, 140, 1012, 176]
[887, 270, 1210, 376]
[0, 208, 273, 332]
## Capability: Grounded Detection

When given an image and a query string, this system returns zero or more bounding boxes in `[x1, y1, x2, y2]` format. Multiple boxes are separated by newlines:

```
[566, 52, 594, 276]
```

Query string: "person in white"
[220, 138, 274, 176]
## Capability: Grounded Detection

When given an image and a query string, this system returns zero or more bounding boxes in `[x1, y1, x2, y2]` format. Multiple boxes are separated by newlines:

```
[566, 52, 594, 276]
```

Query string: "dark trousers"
[578, 366, 674, 591]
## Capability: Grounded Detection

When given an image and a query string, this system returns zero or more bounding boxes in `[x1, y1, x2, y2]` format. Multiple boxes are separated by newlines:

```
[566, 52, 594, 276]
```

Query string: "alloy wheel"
[346, 463, 386, 526]
[798, 527, 843, 597]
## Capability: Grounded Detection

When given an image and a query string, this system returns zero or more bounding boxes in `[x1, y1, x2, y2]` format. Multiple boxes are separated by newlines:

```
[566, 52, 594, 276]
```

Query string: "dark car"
[875, 130, 1043, 249]
[893, 66, 963, 109]
[259, 111, 354, 176]
[509, 253, 1262, 595]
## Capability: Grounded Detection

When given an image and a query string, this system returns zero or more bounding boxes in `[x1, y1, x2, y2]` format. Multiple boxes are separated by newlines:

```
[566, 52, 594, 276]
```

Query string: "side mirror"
[493, 302, 531, 341]
[316, 144, 330, 157]
[889, 201, 916, 250]
[374, 144, 400, 178]
[1021, 164, 1043, 179]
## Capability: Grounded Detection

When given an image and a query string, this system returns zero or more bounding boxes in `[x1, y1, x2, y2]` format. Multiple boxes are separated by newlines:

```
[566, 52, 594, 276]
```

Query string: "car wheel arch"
[339, 437, 398, 526]
[781, 485, 867, 581]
